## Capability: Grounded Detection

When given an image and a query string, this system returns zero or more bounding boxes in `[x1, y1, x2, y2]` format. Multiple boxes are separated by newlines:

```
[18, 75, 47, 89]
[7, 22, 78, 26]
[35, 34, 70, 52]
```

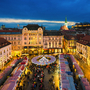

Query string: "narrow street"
[74, 55, 90, 83]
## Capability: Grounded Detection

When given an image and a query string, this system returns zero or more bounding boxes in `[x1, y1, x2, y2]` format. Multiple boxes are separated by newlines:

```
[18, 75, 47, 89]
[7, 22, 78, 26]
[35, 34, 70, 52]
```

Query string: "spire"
[65, 17, 67, 23]
[65, 16, 68, 27]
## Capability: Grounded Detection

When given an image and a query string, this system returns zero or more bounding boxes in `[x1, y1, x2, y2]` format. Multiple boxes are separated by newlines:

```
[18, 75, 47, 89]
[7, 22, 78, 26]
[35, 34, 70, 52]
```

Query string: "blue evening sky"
[0, 0, 90, 30]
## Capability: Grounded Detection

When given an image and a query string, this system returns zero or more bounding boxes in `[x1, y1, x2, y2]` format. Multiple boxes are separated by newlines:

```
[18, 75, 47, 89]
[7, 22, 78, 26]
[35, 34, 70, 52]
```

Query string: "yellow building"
[87, 45, 90, 65]
[63, 34, 77, 54]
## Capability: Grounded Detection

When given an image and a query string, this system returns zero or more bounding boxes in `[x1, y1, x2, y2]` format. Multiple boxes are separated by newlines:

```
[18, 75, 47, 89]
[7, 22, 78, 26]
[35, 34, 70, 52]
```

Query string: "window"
[0, 51, 2, 55]
[18, 37, 20, 40]
[24, 42, 27, 44]
[4, 50, 5, 53]
[14, 42, 16, 45]
[8, 37, 10, 40]
[24, 37, 27, 40]
[14, 37, 16, 40]
[11, 37, 13, 40]
[39, 42, 41, 44]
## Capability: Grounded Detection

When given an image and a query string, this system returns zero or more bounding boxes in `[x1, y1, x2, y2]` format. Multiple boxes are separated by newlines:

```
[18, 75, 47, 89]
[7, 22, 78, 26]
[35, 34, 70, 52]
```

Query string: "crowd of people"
[29, 60, 58, 90]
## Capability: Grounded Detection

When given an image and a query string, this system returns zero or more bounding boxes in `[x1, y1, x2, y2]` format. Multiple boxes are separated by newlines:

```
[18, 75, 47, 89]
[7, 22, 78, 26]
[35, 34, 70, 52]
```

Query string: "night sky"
[0, 0, 90, 30]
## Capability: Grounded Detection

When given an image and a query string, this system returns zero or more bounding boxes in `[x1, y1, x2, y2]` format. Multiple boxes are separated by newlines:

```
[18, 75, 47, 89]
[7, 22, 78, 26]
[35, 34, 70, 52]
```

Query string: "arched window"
[4, 50, 5, 53]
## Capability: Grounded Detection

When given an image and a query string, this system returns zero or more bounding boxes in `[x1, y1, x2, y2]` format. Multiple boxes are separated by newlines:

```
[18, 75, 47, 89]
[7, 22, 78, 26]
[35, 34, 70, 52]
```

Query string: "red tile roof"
[0, 37, 11, 48]
[77, 35, 90, 46]
[60, 25, 69, 30]
[0, 30, 21, 32]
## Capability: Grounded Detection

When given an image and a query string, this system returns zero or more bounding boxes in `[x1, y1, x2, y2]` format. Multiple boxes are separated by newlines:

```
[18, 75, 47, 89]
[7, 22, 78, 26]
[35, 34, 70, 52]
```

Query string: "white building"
[0, 37, 11, 69]
[43, 30, 64, 53]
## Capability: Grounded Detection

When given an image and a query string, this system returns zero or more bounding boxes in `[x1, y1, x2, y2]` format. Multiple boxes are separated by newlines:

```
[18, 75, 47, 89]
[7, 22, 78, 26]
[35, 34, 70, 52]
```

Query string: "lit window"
[4, 50, 5, 53]
[0, 51, 2, 55]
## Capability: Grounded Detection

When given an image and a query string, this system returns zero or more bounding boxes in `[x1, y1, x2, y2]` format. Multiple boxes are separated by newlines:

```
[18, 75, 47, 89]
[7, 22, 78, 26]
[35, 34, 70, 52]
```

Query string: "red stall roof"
[69, 55, 77, 64]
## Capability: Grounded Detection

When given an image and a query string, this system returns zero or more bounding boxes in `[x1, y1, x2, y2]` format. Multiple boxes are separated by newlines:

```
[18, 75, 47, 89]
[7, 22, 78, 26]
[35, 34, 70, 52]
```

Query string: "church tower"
[65, 17, 68, 27]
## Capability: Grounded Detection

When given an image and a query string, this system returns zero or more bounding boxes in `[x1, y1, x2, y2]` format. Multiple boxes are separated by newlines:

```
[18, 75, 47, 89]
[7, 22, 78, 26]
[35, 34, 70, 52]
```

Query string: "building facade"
[22, 24, 43, 55]
[0, 30, 22, 56]
[0, 24, 64, 56]
[0, 37, 11, 69]
[43, 30, 64, 54]
[76, 35, 90, 65]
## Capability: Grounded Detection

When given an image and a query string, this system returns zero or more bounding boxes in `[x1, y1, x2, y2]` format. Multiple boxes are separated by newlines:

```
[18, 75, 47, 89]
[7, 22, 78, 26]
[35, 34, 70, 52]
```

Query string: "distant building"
[60, 25, 69, 31]
[60, 17, 69, 31]
[0, 37, 11, 69]
[71, 23, 90, 29]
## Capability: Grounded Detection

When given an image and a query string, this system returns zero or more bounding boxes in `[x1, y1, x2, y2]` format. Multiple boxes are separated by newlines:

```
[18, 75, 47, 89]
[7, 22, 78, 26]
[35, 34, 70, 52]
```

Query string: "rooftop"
[0, 30, 22, 34]
[77, 35, 90, 46]
[23, 24, 43, 30]
[0, 37, 11, 48]
[43, 30, 62, 36]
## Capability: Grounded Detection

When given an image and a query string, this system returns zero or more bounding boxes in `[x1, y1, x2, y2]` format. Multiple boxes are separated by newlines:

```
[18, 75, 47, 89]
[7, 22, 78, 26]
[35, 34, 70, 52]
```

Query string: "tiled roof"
[60, 25, 69, 30]
[76, 34, 85, 40]
[77, 35, 90, 46]
[43, 30, 62, 36]
[0, 30, 22, 34]
[0, 30, 21, 32]
[82, 35, 90, 41]
[64, 34, 77, 40]
[0, 37, 11, 48]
